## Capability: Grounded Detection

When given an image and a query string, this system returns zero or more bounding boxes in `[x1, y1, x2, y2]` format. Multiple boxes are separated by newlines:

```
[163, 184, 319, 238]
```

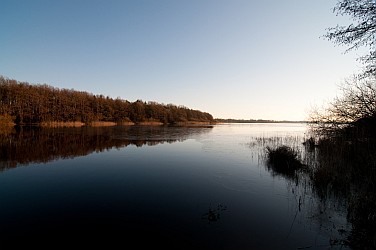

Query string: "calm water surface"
[0, 124, 349, 248]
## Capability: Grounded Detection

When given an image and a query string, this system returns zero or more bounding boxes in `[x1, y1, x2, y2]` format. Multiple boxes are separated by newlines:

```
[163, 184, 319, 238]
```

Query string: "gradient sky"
[1, 0, 363, 121]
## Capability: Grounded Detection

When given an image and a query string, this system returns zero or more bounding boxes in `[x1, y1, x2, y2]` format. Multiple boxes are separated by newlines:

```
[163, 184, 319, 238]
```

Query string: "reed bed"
[248, 128, 376, 249]
[250, 125, 376, 249]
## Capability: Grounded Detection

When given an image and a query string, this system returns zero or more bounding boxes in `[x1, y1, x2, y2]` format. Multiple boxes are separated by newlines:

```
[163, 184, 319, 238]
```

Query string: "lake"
[0, 124, 350, 248]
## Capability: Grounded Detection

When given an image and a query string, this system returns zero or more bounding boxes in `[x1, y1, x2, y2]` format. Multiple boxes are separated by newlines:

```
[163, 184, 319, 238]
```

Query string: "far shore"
[0, 120, 216, 128]
[214, 120, 307, 124]
[0, 119, 309, 128]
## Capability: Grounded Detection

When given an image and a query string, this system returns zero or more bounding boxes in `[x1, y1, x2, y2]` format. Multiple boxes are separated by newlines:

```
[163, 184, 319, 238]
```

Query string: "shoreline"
[0, 120, 215, 128]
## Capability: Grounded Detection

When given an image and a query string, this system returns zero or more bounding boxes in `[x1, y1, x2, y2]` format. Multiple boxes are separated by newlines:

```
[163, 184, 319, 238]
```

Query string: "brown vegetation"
[0, 76, 214, 127]
[40, 121, 85, 127]
[88, 121, 117, 127]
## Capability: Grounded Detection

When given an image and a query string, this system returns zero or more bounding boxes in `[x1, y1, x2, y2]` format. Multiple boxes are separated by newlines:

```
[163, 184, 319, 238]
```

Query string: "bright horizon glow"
[0, 0, 363, 121]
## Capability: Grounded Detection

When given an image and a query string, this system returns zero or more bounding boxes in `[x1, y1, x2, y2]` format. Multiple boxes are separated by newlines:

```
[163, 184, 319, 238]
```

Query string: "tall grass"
[306, 120, 376, 249]
[309, 134, 376, 249]
[250, 126, 376, 249]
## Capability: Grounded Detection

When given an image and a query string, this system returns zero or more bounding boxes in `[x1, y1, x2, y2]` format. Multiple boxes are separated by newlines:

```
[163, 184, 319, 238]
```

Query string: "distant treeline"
[0, 76, 214, 126]
[215, 118, 306, 123]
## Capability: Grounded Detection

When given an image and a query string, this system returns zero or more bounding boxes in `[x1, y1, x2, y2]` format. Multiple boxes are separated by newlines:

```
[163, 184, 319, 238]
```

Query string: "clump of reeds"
[302, 137, 316, 151]
[346, 190, 376, 249]
[265, 145, 305, 178]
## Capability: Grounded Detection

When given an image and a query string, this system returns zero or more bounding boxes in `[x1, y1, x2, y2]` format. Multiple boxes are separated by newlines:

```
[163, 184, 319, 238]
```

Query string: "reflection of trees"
[0, 125, 212, 171]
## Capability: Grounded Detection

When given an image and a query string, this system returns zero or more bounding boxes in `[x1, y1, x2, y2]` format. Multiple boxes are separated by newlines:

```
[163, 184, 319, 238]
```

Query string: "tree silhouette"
[325, 0, 376, 76]
[310, 75, 376, 135]
[311, 1, 376, 135]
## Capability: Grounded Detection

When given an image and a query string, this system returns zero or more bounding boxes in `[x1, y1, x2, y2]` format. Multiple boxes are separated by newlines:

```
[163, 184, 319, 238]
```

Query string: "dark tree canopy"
[325, 0, 376, 75]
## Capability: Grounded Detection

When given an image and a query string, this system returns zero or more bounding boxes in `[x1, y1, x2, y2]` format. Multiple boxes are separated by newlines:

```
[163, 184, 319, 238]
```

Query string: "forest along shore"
[0, 76, 214, 127]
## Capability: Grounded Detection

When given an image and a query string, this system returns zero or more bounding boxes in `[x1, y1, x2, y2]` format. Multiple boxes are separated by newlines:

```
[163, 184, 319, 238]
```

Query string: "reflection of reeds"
[272, 124, 376, 249]
[307, 114, 376, 248]
[250, 133, 374, 248]
[308, 135, 376, 249]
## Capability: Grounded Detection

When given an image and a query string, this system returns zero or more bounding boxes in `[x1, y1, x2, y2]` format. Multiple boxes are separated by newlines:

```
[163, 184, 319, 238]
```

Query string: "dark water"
[0, 124, 350, 248]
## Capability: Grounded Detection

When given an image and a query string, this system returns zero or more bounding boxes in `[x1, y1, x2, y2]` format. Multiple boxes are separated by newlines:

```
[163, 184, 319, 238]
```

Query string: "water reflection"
[0, 123, 356, 248]
[0, 125, 212, 171]
[249, 134, 353, 248]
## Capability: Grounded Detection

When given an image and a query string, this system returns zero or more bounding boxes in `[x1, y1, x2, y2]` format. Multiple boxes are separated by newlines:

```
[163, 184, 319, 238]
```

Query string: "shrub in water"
[265, 145, 304, 177]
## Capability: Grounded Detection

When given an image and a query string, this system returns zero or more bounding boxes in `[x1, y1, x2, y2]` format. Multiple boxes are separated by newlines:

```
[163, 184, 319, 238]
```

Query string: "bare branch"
[309, 75, 376, 135]
[325, 0, 376, 76]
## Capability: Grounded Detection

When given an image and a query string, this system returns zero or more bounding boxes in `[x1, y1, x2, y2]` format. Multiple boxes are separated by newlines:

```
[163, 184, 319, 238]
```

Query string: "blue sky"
[1, 0, 362, 120]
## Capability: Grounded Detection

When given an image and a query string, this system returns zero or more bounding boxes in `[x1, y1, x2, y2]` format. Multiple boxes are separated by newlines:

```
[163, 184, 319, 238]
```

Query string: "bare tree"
[311, 1, 376, 135]
[310, 75, 376, 135]
[324, 0, 376, 76]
